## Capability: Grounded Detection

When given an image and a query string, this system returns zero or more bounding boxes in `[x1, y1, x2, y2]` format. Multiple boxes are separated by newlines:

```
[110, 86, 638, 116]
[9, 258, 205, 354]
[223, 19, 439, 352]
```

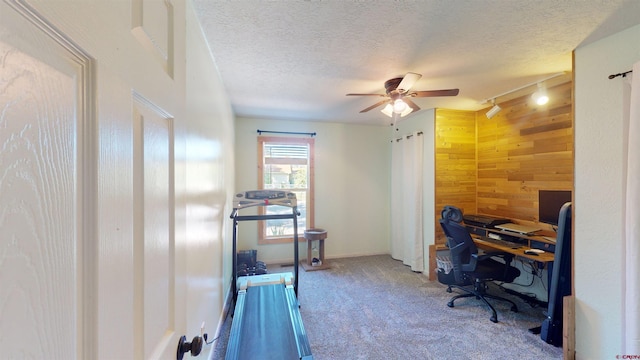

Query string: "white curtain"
[625, 61, 640, 353]
[391, 132, 424, 272]
[391, 138, 404, 260]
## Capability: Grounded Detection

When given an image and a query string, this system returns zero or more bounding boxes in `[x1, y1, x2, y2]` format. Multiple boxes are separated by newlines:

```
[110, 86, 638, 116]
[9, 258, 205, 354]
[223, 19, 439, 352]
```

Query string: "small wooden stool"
[302, 228, 329, 271]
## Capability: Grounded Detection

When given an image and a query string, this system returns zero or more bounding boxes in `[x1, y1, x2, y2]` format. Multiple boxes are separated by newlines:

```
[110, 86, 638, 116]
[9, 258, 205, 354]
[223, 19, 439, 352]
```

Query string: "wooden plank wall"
[434, 109, 477, 244]
[476, 81, 573, 229]
[433, 81, 573, 244]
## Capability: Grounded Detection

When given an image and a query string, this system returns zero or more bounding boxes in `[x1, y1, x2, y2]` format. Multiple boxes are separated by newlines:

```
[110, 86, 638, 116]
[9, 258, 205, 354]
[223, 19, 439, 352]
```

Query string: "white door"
[0, 1, 186, 359]
[133, 95, 180, 360]
[0, 1, 93, 358]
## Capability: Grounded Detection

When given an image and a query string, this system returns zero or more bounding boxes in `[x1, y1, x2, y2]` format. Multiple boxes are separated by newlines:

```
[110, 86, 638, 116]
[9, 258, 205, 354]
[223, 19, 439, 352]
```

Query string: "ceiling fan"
[346, 72, 459, 118]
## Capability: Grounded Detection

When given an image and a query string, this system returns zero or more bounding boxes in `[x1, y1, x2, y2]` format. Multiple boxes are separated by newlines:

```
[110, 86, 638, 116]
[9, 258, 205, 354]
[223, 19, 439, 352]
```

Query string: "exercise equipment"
[226, 190, 313, 360]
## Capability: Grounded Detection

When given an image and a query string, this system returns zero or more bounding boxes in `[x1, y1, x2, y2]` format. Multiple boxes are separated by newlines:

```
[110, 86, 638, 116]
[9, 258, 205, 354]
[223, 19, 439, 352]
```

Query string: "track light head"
[532, 82, 549, 105]
[485, 99, 501, 119]
[486, 104, 501, 119]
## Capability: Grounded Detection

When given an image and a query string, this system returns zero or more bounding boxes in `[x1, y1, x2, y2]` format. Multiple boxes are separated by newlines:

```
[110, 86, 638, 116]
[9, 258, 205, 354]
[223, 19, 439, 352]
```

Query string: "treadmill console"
[234, 190, 297, 209]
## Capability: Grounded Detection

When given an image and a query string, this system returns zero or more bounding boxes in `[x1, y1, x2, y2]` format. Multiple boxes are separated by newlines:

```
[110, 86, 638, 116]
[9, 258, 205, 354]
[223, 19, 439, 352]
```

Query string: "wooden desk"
[467, 224, 557, 262]
[473, 236, 555, 263]
[429, 228, 556, 281]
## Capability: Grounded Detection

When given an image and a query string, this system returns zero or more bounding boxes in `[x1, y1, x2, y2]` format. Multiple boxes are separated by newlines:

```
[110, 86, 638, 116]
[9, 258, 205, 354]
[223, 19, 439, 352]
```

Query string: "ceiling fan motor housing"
[384, 78, 404, 94]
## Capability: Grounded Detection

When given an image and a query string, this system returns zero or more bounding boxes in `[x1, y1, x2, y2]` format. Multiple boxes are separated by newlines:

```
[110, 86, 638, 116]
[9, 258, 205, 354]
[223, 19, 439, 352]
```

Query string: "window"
[258, 136, 314, 244]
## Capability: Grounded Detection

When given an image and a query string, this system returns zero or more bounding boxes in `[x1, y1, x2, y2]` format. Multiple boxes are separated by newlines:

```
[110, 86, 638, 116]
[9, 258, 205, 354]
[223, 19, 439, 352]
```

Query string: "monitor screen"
[538, 190, 572, 226]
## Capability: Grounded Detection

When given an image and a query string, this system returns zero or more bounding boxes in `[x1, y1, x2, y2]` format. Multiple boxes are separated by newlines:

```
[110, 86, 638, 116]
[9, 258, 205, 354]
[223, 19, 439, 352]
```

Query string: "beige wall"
[574, 23, 640, 358]
[234, 117, 391, 263]
[185, 1, 236, 344]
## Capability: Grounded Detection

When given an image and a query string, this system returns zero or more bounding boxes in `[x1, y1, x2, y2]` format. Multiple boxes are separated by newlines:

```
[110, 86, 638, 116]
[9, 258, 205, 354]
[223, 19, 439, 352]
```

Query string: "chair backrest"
[541, 202, 572, 345]
[439, 206, 478, 282]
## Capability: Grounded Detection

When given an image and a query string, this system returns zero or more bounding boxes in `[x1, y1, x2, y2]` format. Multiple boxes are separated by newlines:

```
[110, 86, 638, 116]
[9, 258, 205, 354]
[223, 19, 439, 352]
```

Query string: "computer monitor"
[538, 190, 572, 226]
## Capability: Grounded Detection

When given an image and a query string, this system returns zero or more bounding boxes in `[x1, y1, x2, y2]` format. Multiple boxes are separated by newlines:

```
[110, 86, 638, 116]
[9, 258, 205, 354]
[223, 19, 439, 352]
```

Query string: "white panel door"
[1, 1, 188, 359]
[133, 95, 179, 360]
[0, 1, 94, 358]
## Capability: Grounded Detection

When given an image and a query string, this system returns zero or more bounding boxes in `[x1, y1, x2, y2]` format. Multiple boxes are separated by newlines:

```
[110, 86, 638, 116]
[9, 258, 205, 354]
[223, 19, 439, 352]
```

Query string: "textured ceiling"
[193, 0, 640, 126]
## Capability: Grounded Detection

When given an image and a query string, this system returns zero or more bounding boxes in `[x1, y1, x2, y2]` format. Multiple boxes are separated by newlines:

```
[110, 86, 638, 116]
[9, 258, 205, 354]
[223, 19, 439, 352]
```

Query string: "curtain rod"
[608, 70, 633, 79]
[392, 131, 423, 142]
[257, 129, 316, 137]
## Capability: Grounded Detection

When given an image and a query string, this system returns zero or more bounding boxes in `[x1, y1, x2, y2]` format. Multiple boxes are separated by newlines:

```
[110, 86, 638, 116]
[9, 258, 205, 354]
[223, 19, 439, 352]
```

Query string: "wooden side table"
[302, 228, 329, 271]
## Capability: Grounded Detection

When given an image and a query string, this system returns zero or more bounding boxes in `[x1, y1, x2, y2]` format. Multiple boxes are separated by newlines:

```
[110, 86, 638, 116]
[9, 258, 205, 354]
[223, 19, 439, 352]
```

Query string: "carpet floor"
[213, 255, 563, 360]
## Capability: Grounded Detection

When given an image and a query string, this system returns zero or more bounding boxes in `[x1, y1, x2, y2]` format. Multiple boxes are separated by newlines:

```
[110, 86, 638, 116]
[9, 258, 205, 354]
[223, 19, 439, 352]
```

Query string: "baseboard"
[264, 252, 390, 267]
[208, 281, 233, 360]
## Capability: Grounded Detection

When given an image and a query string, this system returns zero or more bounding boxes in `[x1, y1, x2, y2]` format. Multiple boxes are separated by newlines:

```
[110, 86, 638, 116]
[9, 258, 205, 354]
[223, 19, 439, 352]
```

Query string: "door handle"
[176, 335, 203, 360]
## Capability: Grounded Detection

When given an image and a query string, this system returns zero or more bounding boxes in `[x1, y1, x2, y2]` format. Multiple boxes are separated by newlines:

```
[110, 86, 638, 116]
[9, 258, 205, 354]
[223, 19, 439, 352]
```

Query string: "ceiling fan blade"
[411, 89, 460, 97]
[396, 72, 422, 92]
[346, 93, 386, 97]
[360, 99, 390, 113]
[403, 98, 421, 112]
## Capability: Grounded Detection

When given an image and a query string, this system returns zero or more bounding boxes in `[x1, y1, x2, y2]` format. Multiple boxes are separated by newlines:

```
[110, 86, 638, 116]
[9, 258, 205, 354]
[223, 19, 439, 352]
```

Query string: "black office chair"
[437, 205, 521, 323]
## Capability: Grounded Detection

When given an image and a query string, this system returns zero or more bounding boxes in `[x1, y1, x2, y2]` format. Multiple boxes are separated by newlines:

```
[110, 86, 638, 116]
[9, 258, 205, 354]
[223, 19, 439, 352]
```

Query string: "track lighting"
[485, 99, 501, 119]
[480, 72, 565, 111]
[531, 82, 549, 105]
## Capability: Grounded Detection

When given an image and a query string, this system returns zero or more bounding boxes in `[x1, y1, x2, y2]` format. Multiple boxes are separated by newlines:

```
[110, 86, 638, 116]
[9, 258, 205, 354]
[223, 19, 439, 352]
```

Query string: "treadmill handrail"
[230, 191, 301, 306]
[230, 213, 300, 221]
[232, 190, 298, 210]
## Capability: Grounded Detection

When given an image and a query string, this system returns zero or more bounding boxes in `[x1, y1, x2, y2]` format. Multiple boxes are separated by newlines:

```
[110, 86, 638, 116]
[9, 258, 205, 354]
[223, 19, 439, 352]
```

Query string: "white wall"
[392, 110, 437, 276]
[574, 24, 640, 359]
[234, 117, 391, 263]
[185, 1, 235, 348]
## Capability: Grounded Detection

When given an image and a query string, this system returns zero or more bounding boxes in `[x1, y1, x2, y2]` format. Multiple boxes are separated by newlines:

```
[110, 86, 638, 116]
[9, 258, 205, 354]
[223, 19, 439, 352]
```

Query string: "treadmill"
[226, 190, 313, 360]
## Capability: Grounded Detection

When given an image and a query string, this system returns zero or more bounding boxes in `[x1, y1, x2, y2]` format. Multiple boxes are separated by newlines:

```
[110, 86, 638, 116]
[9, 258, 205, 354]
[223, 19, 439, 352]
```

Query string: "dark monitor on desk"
[539, 190, 572, 226]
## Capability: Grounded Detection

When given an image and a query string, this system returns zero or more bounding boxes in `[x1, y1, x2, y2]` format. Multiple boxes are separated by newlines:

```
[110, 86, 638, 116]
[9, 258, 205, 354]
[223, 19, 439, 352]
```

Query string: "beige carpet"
[213, 255, 563, 359]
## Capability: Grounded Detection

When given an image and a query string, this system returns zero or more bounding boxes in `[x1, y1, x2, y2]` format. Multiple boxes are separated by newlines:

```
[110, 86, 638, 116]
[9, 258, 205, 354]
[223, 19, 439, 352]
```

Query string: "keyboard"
[477, 236, 524, 249]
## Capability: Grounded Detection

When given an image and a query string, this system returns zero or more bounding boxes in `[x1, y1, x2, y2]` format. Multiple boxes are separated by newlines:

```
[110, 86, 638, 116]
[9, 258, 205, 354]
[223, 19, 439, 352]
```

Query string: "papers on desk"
[494, 223, 541, 235]
[525, 249, 545, 254]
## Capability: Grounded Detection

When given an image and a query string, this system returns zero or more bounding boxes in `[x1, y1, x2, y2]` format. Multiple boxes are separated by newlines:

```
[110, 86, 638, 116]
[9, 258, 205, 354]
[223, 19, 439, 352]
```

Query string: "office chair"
[437, 205, 521, 323]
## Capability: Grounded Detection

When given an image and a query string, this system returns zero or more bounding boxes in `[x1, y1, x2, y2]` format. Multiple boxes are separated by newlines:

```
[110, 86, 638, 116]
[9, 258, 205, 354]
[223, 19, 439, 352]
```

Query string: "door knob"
[177, 335, 203, 360]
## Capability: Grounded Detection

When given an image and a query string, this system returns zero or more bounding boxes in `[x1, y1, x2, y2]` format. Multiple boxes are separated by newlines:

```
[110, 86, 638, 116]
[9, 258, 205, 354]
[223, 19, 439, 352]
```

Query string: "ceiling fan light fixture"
[532, 82, 549, 105]
[381, 104, 394, 117]
[393, 99, 407, 113]
[382, 102, 413, 118]
[399, 106, 413, 117]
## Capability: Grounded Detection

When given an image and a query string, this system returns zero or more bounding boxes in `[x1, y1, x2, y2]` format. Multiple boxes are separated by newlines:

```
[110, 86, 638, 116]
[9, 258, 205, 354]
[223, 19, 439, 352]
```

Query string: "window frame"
[257, 136, 314, 244]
